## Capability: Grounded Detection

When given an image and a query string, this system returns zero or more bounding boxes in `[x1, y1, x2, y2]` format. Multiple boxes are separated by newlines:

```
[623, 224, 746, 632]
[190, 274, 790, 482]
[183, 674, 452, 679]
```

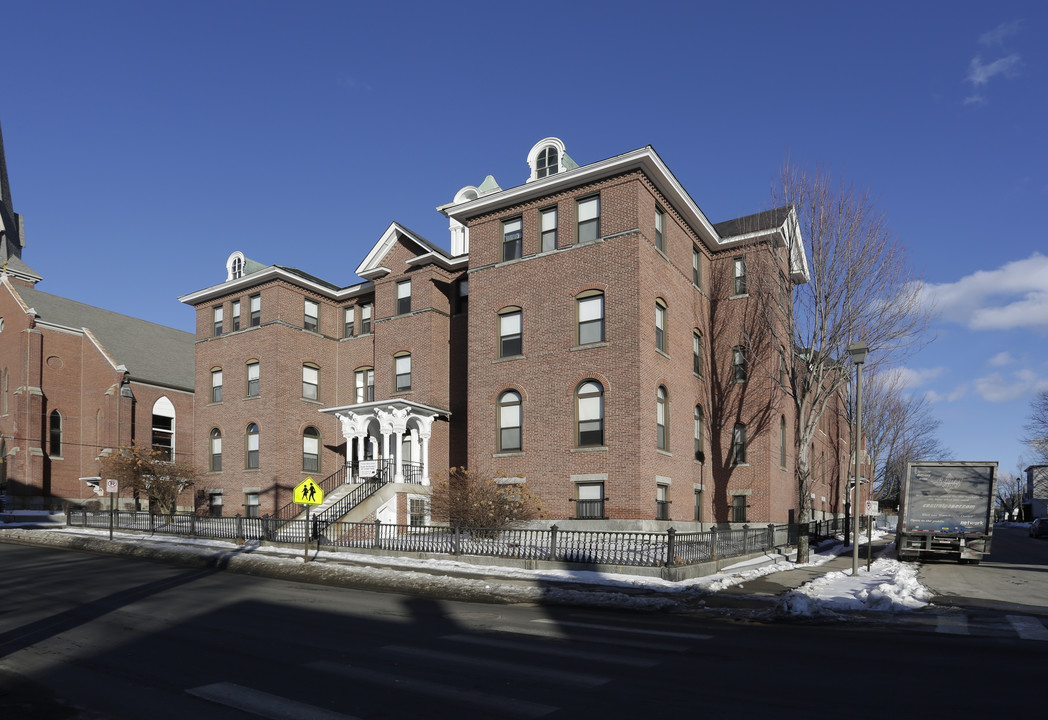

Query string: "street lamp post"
[848, 341, 869, 576]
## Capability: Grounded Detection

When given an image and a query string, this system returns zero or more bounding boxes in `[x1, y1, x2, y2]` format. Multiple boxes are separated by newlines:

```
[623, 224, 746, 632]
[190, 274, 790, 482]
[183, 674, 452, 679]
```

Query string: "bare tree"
[429, 467, 543, 533]
[98, 443, 199, 516]
[1024, 390, 1048, 464]
[996, 472, 1026, 521]
[770, 166, 934, 561]
[861, 368, 949, 509]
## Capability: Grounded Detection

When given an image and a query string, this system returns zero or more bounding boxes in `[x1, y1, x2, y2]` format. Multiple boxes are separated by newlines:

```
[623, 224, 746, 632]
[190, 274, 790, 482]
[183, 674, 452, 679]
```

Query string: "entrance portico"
[320, 400, 447, 485]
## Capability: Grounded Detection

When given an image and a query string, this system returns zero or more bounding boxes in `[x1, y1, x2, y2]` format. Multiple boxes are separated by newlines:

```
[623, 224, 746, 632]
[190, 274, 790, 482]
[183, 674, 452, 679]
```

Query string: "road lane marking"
[491, 624, 690, 653]
[381, 644, 609, 688]
[531, 618, 714, 640]
[935, 615, 969, 635]
[307, 661, 557, 719]
[442, 634, 660, 667]
[1007, 615, 1048, 641]
[186, 682, 359, 720]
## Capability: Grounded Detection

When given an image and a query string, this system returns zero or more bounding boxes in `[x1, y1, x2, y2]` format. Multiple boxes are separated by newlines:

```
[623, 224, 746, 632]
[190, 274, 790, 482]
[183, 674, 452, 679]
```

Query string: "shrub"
[429, 467, 542, 531]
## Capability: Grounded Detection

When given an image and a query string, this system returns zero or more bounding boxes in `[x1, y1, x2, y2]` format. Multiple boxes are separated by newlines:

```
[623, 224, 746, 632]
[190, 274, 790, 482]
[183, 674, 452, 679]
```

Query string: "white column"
[417, 415, 434, 486]
[393, 429, 404, 483]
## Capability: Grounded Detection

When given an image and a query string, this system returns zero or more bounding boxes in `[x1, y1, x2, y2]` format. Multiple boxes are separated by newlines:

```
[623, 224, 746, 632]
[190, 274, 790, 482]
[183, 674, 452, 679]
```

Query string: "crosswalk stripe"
[1006, 615, 1048, 641]
[935, 615, 970, 635]
[442, 634, 660, 667]
[495, 623, 692, 653]
[531, 618, 714, 640]
[186, 682, 359, 720]
[307, 661, 557, 719]
[381, 644, 609, 688]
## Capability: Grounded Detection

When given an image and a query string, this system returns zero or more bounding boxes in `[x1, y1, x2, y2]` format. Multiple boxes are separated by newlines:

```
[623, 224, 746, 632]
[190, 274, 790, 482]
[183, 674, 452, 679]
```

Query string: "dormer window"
[225, 251, 247, 281]
[231, 257, 243, 279]
[536, 146, 558, 178]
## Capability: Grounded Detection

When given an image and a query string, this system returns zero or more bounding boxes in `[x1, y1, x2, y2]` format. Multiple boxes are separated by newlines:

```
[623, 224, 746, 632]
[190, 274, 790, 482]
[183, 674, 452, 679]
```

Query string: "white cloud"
[973, 370, 1048, 403]
[919, 253, 1048, 332]
[967, 54, 1022, 87]
[892, 366, 945, 389]
[988, 351, 1015, 366]
[925, 385, 967, 403]
[979, 20, 1022, 46]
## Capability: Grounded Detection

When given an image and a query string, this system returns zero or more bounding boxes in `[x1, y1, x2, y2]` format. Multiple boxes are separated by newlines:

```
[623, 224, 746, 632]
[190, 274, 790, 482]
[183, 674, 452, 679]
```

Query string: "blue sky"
[3, 1, 1046, 479]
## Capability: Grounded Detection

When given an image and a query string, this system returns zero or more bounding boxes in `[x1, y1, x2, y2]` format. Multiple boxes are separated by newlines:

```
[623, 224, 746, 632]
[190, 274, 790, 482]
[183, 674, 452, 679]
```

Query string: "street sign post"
[865, 500, 878, 570]
[106, 479, 118, 541]
[293, 477, 324, 562]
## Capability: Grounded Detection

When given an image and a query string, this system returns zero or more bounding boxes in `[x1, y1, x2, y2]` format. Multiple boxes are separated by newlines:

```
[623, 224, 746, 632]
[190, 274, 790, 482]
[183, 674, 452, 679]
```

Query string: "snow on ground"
[1, 518, 940, 616]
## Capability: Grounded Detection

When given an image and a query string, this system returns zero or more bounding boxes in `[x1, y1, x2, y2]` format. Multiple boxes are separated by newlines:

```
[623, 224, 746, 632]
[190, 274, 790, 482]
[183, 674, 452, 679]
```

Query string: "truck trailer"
[896, 461, 997, 564]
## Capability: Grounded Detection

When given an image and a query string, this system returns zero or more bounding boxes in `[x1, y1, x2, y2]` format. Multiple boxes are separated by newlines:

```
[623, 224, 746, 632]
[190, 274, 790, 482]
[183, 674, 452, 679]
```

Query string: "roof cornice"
[178, 266, 373, 306]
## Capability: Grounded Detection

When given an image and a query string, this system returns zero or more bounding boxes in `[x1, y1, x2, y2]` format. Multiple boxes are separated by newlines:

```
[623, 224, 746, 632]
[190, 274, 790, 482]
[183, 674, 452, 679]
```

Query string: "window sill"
[730, 293, 750, 300]
[693, 372, 705, 381]
[244, 395, 260, 401]
[571, 446, 607, 453]
[301, 398, 323, 405]
[571, 342, 608, 352]
[656, 449, 672, 457]
[493, 354, 525, 364]
[244, 468, 260, 473]
[391, 390, 414, 397]
[655, 247, 669, 261]
[207, 401, 223, 406]
[493, 451, 524, 458]
[655, 348, 670, 360]
[732, 463, 751, 468]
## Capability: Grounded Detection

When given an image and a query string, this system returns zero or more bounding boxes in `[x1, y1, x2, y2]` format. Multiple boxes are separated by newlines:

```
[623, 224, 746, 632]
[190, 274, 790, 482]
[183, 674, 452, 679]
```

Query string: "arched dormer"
[526, 137, 576, 183]
[225, 251, 246, 281]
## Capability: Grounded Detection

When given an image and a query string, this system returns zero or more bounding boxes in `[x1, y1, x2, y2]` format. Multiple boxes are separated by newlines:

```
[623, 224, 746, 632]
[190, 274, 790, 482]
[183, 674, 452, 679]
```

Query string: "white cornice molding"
[178, 267, 373, 306]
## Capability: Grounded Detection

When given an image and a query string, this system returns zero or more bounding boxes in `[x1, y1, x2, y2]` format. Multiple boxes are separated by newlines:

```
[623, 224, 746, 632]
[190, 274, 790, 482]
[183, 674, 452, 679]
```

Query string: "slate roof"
[15, 285, 195, 391]
[713, 206, 793, 239]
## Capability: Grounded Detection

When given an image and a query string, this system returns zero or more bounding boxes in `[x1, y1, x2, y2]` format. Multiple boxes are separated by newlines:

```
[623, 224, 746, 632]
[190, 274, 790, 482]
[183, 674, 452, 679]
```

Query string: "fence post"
[150, 513, 156, 533]
[550, 524, 558, 561]
[190, 513, 197, 537]
[373, 519, 381, 550]
[767, 523, 775, 550]
[742, 524, 750, 554]
[454, 525, 461, 556]
[235, 514, 244, 542]
[711, 525, 718, 561]
[667, 527, 677, 567]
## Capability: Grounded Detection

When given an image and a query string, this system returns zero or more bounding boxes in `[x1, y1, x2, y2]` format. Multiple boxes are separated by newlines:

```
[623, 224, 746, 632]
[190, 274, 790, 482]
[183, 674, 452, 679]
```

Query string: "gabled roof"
[355, 222, 466, 279]
[12, 283, 194, 391]
[713, 206, 793, 239]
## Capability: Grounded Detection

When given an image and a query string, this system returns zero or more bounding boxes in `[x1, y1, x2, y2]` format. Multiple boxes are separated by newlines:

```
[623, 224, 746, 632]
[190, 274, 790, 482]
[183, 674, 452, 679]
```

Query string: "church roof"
[14, 285, 195, 391]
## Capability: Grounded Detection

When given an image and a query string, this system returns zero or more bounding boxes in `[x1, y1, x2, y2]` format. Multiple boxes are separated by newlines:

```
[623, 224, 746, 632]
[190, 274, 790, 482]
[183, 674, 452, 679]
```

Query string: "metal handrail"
[274, 463, 350, 521]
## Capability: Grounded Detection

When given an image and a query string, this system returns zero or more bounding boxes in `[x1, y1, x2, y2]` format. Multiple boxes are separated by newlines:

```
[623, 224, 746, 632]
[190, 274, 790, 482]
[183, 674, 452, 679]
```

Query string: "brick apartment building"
[179, 137, 853, 528]
[0, 123, 195, 510]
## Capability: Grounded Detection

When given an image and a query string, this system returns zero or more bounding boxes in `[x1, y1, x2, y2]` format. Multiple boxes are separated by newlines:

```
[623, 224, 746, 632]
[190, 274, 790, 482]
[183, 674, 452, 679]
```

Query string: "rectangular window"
[656, 485, 670, 521]
[575, 483, 605, 520]
[360, 303, 372, 334]
[732, 424, 747, 465]
[732, 346, 747, 383]
[396, 280, 412, 315]
[577, 196, 600, 243]
[456, 279, 469, 314]
[302, 365, 319, 400]
[732, 495, 747, 523]
[693, 246, 701, 288]
[693, 331, 703, 377]
[249, 294, 261, 326]
[655, 206, 665, 252]
[577, 294, 604, 345]
[540, 207, 558, 252]
[409, 498, 428, 527]
[395, 355, 412, 392]
[211, 369, 223, 403]
[733, 257, 747, 296]
[499, 310, 522, 358]
[694, 489, 704, 523]
[212, 306, 223, 337]
[304, 299, 319, 332]
[245, 492, 259, 519]
[355, 368, 374, 403]
[246, 362, 260, 397]
[208, 490, 223, 517]
[502, 217, 522, 261]
[344, 307, 354, 338]
[231, 300, 241, 331]
[655, 302, 666, 353]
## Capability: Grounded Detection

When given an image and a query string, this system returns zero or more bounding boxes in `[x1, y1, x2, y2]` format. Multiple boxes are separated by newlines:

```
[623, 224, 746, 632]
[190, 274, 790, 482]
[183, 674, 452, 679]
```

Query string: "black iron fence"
[65, 510, 855, 568]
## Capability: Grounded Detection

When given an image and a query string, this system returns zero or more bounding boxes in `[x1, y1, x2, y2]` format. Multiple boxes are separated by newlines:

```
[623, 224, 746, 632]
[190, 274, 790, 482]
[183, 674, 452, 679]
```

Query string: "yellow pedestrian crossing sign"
[294, 477, 324, 505]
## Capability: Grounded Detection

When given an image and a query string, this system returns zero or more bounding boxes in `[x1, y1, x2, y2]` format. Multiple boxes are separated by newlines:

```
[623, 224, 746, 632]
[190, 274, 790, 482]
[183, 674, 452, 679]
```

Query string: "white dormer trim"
[526, 137, 567, 183]
[225, 251, 246, 281]
[355, 222, 455, 279]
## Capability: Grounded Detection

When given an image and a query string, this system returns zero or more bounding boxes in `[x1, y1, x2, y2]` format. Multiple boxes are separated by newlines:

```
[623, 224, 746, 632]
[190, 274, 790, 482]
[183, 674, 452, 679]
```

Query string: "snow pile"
[780, 555, 932, 616]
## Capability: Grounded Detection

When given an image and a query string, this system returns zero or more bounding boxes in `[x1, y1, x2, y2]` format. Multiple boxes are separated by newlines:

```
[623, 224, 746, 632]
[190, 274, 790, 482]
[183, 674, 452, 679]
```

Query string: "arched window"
[231, 255, 243, 279]
[655, 299, 667, 353]
[394, 353, 412, 392]
[498, 307, 522, 358]
[246, 423, 260, 469]
[656, 386, 668, 450]
[49, 410, 62, 457]
[732, 422, 747, 465]
[536, 146, 559, 179]
[498, 391, 522, 452]
[576, 380, 604, 447]
[152, 397, 175, 461]
[209, 428, 222, 472]
[576, 291, 604, 345]
[303, 426, 320, 472]
[780, 416, 787, 468]
[694, 405, 705, 462]
[302, 363, 319, 400]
